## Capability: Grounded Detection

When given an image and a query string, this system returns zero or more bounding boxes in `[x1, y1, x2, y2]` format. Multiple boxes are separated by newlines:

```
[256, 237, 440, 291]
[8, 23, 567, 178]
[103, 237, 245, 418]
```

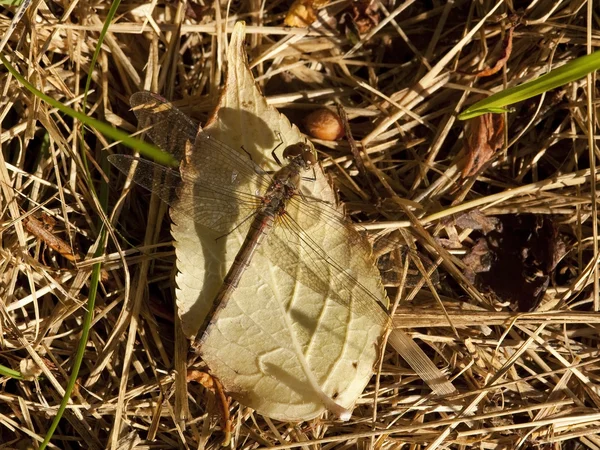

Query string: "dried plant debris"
[373, 235, 440, 288]
[454, 209, 501, 235]
[474, 26, 514, 78]
[187, 369, 232, 446]
[2, 0, 600, 448]
[464, 214, 567, 312]
[23, 213, 79, 263]
[284, 0, 330, 27]
[462, 113, 505, 178]
[336, 103, 379, 199]
[463, 24, 515, 78]
[348, 0, 380, 36]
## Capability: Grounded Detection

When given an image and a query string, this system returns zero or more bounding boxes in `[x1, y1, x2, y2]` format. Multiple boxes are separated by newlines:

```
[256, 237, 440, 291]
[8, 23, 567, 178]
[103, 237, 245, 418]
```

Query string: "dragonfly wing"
[130, 91, 199, 162]
[276, 197, 440, 296]
[109, 154, 182, 205]
[130, 91, 272, 193]
[108, 154, 262, 234]
[184, 133, 272, 195]
[267, 197, 457, 397]
[112, 92, 277, 233]
[266, 198, 390, 327]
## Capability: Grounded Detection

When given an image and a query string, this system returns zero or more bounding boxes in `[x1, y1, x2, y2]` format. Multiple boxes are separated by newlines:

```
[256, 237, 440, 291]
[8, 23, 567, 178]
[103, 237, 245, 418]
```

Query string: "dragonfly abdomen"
[193, 212, 275, 351]
[193, 152, 306, 351]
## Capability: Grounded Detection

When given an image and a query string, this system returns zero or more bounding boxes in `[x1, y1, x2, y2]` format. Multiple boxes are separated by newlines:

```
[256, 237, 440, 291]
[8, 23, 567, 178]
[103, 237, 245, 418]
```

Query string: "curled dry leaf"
[475, 27, 514, 78]
[462, 238, 494, 284]
[284, 0, 330, 27]
[350, 0, 380, 35]
[457, 24, 515, 78]
[19, 359, 43, 381]
[188, 369, 232, 446]
[454, 210, 500, 234]
[461, 113, 504, 178]
[24, 214, 79, 262]
[463, 215, 566, 312]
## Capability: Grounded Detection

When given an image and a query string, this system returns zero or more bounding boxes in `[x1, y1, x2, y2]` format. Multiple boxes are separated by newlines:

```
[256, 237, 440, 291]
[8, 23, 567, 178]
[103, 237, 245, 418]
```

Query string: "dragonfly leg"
[300, 193, 333, 206]
[214, 210, 259, 242]
[238, 145, 271, 175]
[301, 166, 317, 182]
[240, 144, 254, 161]
[271, 131, 285, 166]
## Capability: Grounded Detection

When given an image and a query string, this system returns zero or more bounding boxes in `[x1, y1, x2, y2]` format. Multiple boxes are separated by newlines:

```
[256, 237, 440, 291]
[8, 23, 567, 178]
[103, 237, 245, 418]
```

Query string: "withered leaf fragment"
[284, 0, 330, 27]
[462, 113, 504, 178]
[188, 369, 233, 446]
[475, 27, 514, 78]
[462, 238, 494, 284]
[454, 210, 500, 235]
[350, 0, 379, 35]
[375, 242, 439, 288]
[466, 215, 565, 312]
[24, 215, 79, 262]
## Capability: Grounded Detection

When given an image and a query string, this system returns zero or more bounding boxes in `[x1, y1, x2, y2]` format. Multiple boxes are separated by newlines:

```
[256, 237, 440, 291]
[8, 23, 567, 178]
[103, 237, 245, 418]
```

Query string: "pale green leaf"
[173, 23, 387, 420]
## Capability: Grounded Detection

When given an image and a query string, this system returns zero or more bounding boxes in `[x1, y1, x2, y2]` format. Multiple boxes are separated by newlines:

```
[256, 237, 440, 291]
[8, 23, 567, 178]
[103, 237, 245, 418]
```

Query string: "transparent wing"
[278, 197, 440, 291]
[261, 198, 456, 397]
[129, 91, 273, 193]
[259, 195, 440, 323]
[109, 151, 266, 234]
[265, 197, 391, 327]
[130, 91, 199, 162]
[109, 93, 278, 233]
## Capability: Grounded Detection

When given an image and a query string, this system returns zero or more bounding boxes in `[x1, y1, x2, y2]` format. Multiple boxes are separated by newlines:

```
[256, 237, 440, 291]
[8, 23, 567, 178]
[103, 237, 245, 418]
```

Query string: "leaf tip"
[338, 409, 352, 422]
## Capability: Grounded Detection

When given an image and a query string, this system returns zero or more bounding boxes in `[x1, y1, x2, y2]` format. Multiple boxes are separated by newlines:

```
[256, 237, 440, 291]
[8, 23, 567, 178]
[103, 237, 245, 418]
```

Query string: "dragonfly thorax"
[282, 143, 316, 171]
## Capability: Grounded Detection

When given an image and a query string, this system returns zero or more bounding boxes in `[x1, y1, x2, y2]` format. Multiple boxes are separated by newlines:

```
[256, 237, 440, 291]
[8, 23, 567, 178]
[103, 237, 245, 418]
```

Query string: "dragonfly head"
[282, 143, 317, 170]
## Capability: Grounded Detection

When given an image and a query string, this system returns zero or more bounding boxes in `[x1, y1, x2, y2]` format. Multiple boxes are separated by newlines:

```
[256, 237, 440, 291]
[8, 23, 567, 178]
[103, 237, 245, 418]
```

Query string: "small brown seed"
[304, 108, 345, 141]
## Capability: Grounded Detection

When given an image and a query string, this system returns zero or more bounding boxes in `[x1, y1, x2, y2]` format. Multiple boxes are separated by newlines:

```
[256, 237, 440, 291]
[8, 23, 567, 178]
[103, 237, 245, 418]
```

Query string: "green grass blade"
[0, 0, 24, 6]
[38, 229, 107, 450]
[459, 50, 600, 120]
[0, 54, 178, 167]
[0, 363, 24, 380]
[33, 1, 122, 448]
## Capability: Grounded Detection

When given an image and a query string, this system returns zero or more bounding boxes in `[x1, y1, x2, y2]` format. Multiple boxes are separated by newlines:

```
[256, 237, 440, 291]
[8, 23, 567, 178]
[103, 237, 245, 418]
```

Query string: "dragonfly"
[108, 92, 455, 419]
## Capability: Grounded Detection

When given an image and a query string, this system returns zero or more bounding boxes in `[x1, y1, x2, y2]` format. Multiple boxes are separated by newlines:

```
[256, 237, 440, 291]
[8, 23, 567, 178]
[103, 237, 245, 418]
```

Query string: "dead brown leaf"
[187, 370, 232, 446]
[350, 0, 379, 34]
[24, 214, 79, 262]
[284, 0, 330, 27]
[475, 27, 514, 78]
[454, 210, 501, 234]
[461, 113, 504, 178]
[462, 238, 494, 284]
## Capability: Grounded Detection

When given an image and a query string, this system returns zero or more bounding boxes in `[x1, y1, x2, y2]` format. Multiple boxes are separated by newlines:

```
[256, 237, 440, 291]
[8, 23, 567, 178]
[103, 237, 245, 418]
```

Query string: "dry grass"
[1, 0, 600, 449]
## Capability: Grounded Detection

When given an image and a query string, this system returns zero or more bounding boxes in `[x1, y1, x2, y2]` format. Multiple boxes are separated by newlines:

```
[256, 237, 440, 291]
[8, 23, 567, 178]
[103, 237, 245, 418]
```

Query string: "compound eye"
[303, 148, 317, 166]
[283, 142, 316, 166]
[282, 144, 303, 159]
